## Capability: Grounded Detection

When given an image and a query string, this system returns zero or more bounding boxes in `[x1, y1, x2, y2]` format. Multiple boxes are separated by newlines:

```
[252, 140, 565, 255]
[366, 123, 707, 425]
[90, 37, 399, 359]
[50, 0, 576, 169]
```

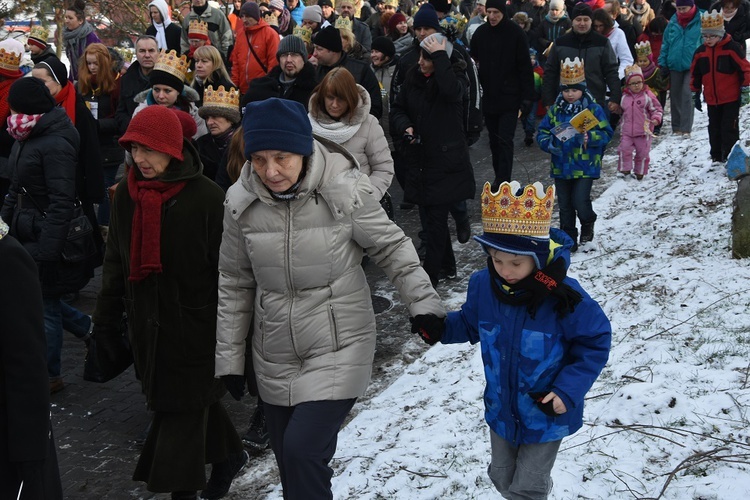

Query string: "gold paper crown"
[480, 181, 555, 238]
[701, 10, 724, 31]
[385, 0, 398, 7]
[264, 11, 279, 27]
[0, 47, 21, 73]
[624, 64, 643, 79]
[293, 25, 313, 44]
[29, 25, 50, 43]
[203, 85, 240, 110]
[634, 40, 652, 58]
[154, 49, 189, 81]
[335, 16, 353, 31]
[560, 57, 585, 86]
[189, 19, 209, 38]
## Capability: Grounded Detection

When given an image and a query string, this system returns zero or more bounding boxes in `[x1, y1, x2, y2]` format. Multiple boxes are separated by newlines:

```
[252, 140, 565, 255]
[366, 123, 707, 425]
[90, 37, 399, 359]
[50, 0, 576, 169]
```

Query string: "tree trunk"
[732, 176, 750, 258]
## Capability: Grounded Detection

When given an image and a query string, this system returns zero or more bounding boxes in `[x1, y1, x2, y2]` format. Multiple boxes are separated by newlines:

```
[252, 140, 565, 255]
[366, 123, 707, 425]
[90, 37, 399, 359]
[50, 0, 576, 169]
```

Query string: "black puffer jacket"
[115, 61, 151, 135]
[241, 63, 319, 110]
[390, 52, 475, 206]
[710, 0, 750, 55]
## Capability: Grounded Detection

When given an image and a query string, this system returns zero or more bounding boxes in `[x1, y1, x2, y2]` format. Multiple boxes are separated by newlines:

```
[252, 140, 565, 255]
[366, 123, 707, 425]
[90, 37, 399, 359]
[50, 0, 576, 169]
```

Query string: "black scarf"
[488, 256, 582, 320]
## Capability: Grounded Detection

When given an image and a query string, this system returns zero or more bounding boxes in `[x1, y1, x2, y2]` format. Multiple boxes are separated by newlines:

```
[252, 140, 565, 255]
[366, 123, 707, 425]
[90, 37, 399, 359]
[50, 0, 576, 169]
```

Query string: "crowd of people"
[1, 0, 749, 498]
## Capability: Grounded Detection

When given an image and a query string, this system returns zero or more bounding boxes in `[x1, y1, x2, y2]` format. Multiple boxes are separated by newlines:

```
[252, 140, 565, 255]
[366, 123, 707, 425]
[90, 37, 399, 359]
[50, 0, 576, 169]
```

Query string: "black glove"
[222, 374, 246, 401]
[693, 91, 702, 112]
[659, 66, 670, 79]
[410, 314, 445, 345]
[37, 261, 59, 287]
[529, 391, 558, 417]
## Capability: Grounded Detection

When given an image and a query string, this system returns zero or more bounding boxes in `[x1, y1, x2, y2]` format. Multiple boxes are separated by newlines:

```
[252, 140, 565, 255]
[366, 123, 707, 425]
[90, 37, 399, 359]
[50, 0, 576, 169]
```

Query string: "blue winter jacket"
[658, 10, 704, 72]
[441, 229, 611, 445]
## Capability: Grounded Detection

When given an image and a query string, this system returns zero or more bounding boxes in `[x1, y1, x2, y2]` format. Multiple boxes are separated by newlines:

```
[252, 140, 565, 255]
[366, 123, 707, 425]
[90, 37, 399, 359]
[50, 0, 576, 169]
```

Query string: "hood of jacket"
[308, 84, 371, 126]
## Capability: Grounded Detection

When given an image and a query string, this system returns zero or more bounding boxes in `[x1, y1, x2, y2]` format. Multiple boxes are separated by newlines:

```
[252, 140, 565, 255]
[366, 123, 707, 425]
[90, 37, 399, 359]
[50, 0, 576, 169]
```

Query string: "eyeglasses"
[702, 34, 721, 40]
[628, 81, 644, 86]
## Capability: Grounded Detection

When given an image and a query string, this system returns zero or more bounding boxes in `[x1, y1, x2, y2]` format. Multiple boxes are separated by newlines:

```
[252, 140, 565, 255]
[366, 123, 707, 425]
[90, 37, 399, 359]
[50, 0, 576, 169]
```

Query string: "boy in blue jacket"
[411, 181, 612, 499]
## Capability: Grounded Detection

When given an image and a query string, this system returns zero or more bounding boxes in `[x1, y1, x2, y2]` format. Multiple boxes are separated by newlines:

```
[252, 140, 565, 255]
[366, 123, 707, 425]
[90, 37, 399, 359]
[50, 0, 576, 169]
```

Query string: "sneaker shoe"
[49, 378, 64, 395]
[456, 219, 471, 244]
[242, 405, 270, 450]
[200, 450, 249, 499]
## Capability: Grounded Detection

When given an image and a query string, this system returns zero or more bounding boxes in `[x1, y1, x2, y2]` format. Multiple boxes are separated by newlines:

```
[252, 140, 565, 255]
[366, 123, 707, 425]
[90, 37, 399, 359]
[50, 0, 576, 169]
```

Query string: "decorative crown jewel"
[634, 40, 652, 58]
[113, 46, 135, 64]
[189, 19, 209, 38]
[293, 25, 313, 44]
[203, 85, 240, 110]
[701, 10, 724, 31]
[154, 49, 189, 81]
[0, 47, 21, 73]
[335, 16, 353, 31]
[560, 57, 585, 86]
[29, 25, 50, 43]
[440, 14, 468, 38]
[480, 181, 555, 238]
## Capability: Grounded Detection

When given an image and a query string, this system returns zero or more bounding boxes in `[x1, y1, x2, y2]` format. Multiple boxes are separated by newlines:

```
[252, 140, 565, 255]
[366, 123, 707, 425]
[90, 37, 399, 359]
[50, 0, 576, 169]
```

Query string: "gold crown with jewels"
[293, 25, 313, 44]
[480, 181, 555, 238]
[635, 40, 652, 58]
[0, 47, 21, 73]
[203, 85, 240, 110]
[560, 57, 585, 86]
[701, 10, 724, 31]
[188, 19, 209, 38]
[335, 16, 353, 31]
[154, 49, 189, 81]
[625, 64, 643, 79]
[29, 25, 50, 44]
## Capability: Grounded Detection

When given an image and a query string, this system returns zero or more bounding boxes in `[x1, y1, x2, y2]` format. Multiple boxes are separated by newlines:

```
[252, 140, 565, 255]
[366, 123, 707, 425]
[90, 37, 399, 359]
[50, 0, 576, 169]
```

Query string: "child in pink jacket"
[618, 65, 664, 180]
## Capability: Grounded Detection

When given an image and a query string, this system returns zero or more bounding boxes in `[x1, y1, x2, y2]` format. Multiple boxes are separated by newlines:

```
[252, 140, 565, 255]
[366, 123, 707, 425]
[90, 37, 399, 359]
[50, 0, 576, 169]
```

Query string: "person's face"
[64, 10, 83, 30]
[149, 6, 163, 23]
[418, 52, 434, 74]
[234, 0, 242, 9]
[194, 56, 215, 78]
[131, 142, 172, 179]
[635, 0, 645, 4]
[703, 33, 721, 47]
[488, 249, 536, 284]
[279, 52, 306, 78]
[562, 88, 583, 103]
[376, 2, 385, 12]
[396, 20, 409, 34]
[324, 94, 348, 119]
[371, 49, 389, 66]
[321, 4, 334, 17]
[593, 20, 606, 33]
[192, 0, 207, 7]
[573, 15, 592, 33]
[384, 4, 396, 13]
[251, 150, 305, 192]
[636, 56, 650, 67]
[86, 53, 99, 76]
[302, 19, 319, 29]
[531, 0, 545, 6]
[31, 67, 62, 97]
[206, 115, 233, 136]
[723, 3, 738, 15]
[487, 7, 503, 26]
[476, 5, 486, 15]
[242, 14, 259, 27]
[152, 84, 179, 106]
[341, 35, 352, 51]
[288, 0, 299, 9]
[136, 39, 159, 69]
[340, 3, 355, 17]
[627, 77, 644, 92]
[313, 45, 338, 65]
[676, 5, 692, 13]
[415, 26, 437, 41]
[189, 38, 207, 50]
[28, 44, 42, 55]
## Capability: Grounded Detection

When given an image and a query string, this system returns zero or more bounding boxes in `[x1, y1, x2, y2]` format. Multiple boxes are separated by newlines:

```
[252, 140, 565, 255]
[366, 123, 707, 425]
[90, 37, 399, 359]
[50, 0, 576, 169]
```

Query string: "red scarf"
[127, 166, 187, 282]
[54, 84, 78, 125]
[0, 79, 15, 122]
[6, 113, 43, 141]
[677, 5, 697, 28]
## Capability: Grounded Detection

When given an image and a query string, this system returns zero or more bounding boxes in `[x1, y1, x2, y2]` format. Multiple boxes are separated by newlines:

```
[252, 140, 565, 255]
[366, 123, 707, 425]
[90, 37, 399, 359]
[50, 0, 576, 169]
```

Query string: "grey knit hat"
[277, 35, 308, 60]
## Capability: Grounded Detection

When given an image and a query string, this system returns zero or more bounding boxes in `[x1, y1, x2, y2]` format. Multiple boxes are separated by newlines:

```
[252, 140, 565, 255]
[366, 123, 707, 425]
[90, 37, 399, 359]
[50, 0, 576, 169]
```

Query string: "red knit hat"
[170, 108, 197, 139]
[388, 12, 407, 33]
[119, 106, 184, 161]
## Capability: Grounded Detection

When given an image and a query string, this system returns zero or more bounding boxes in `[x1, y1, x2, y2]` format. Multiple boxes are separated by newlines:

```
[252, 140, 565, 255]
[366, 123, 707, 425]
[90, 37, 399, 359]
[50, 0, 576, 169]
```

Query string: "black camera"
[403, 133, 421, 144]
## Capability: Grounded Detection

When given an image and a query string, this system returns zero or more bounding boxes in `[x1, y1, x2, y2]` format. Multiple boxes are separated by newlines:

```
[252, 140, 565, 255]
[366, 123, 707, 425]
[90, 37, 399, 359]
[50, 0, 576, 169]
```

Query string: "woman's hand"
[541, 391, 567, 415]
[422, 34, 447, 54]
[404, 127, 417, 144]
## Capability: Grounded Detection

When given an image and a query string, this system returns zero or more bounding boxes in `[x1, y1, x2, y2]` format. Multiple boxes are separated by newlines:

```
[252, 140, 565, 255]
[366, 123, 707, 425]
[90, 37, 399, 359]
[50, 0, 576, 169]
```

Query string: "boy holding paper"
[537, 57, 613, 251]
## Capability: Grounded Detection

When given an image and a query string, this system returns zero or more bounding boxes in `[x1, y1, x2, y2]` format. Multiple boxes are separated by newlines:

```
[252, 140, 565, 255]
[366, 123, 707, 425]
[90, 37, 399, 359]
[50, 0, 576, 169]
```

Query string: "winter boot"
[562, 227, 578, 252]
[242, 403, 270, 449]
[580, 221, 595, 244]
[200, 450, 249, 499]
[524, 132, 534, 147]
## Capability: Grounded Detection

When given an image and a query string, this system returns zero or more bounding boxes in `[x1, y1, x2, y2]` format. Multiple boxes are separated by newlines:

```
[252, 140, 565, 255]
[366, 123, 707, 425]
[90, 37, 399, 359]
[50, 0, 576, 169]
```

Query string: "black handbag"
[84, 316, 133, 383]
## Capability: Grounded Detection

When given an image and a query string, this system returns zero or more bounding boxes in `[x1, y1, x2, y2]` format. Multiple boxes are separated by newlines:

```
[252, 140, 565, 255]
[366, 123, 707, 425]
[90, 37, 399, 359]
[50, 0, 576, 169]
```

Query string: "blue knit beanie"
[412, 4, 442, 31]
[243, 98, 313, 158]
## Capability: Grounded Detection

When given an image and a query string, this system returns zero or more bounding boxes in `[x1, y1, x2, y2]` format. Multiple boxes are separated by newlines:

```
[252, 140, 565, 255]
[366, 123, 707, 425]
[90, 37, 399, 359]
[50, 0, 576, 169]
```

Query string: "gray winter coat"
[215, 138, 444, 406]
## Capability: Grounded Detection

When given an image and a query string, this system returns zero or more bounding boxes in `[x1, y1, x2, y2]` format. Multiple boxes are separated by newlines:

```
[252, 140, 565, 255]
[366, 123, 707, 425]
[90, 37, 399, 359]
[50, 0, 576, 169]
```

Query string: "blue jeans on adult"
[43, 297, 91, 378]
[97, 163, 119, 225]
[554, 178, 596, 231]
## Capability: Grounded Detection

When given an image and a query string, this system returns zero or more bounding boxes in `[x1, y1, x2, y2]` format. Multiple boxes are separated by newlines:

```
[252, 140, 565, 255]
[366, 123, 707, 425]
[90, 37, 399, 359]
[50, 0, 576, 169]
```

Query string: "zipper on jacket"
[509, 306, 523, 445]
[329, 304, 339, 351]
[284, 201, 302, 362]
[313, 190, 319, 204]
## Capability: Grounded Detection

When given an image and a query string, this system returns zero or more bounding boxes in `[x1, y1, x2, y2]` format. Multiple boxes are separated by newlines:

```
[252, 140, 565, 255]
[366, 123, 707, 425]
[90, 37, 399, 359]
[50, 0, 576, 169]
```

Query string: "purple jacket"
[67, 31, 101, 81]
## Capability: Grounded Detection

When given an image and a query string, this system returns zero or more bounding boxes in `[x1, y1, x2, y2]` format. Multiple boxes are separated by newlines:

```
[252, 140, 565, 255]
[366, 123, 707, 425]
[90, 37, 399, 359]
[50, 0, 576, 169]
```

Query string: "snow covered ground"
[233, 107, 750, 499]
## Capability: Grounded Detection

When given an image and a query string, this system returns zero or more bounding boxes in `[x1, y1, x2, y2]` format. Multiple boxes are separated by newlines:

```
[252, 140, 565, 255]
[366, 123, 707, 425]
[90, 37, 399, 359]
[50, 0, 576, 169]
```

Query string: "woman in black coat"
[146, 0, 183, 53]
[0, 78, 93, 394]
[710, 0, 750, 55]
[390, 33, 476, 287]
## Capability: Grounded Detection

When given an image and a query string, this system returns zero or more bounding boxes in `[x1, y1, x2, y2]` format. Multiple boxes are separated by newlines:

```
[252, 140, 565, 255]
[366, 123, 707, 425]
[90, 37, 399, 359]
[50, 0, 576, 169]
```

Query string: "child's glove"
[410, 314, 445, 345]
[693, 92, 702, 112]
[742, 87, 750, 107]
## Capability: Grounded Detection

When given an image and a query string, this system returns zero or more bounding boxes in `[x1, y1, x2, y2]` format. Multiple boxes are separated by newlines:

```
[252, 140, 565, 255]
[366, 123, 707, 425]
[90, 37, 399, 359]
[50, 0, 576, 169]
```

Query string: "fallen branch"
[399, 466, 448, 479]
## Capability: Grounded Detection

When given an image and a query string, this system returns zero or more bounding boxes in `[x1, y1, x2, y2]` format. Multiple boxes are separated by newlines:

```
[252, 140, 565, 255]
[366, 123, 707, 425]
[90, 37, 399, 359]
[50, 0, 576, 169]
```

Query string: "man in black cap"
[318, 0, 338, 25]
[116, 35, 160, 134]
[542, 2, 621, 113]
[470, 0, 535, 188]
[312, 26, 383, 118]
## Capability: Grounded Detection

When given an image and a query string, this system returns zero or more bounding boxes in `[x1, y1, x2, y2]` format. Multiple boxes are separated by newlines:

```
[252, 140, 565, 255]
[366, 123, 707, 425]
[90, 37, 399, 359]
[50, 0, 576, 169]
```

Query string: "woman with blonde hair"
[340, 28, 369, 61]
[191, 45, 235, 106]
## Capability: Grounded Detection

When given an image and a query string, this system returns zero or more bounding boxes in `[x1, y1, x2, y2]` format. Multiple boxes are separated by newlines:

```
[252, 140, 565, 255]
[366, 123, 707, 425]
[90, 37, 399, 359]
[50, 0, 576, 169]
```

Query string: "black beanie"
[149, 68, 185, 94]
[412, 4, 443, 30]
[485, 0, 506, 13]
[428, 0, 451, 14]
[372, 36, 396, 59]
[8, 77, 56, 114]
[240, 1, 261, 21]
[36, 57, 69, 88]
[570, 2, 593, 20]
[313, 26, 343, 53]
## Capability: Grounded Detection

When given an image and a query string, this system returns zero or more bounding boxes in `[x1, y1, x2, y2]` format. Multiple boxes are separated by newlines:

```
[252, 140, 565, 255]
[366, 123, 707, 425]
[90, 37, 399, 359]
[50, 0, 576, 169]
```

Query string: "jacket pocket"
[11, 208, 41, 242]
[256, 293, 267, 359]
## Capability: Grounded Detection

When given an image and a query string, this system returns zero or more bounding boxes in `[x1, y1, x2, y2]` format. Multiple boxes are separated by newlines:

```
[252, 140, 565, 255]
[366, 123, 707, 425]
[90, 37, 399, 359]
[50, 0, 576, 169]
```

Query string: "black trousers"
[707, 100, 740, 161]
[422, 202, 457, 285]
[265, 398, 356, 500]
[484, 110, 518, 187]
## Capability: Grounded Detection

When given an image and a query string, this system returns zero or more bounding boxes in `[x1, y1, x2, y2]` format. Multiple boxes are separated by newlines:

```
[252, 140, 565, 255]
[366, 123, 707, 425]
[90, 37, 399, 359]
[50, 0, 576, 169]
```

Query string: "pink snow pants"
[617, 134, 652, 176]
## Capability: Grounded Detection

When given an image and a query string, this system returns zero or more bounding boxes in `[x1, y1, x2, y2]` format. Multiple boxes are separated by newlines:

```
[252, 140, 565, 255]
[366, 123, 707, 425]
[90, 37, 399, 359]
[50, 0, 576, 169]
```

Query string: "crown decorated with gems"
[0, 47, 21, 72]
[480, 182, 555, 238]
[203, 85, 240, 110]
[701, 10, 724, 31]
[634, 40, 652, 58]
[189, 19, 209, 37]
[29, 25, 50, 43]
[335, 16, 353, 31]
[154, 49, 189, 81]
[264, 11, 279, 27]
[625, 64, 643, 78]
[293, 25, 313, 43]
[560, 57, 585, 86]
[440, 13, 468, 38]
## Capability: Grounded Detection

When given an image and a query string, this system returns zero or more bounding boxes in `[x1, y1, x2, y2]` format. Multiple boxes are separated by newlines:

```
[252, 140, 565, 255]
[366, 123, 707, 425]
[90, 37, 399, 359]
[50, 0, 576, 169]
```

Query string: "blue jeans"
[553, 178, 596, 231]
[97, 163, 119, 225]
[43, 297, 91, 378]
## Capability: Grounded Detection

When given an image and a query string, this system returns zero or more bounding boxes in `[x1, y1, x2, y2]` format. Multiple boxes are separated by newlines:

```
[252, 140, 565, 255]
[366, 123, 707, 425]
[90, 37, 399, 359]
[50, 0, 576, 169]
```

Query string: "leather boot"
[580, 221, 595, 244]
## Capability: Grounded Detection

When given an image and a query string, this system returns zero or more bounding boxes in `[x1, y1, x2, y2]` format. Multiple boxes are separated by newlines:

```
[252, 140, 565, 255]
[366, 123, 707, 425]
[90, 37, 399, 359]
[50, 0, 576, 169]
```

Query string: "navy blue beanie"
[412, 4, 442, 31]
[243, 98, 313, 158]
[474, 232, 550, 269]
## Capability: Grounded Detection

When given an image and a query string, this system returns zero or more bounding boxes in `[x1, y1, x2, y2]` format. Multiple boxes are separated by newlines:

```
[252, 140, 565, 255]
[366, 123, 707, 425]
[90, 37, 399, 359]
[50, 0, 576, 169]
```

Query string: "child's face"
[562, 88, 583, 103]
[488, 248, 536, 284]
[627, 77, 644, 92]
[530, 54, 537, 65]
[636, 56, 650, 68]
[703, 33, 721, 47]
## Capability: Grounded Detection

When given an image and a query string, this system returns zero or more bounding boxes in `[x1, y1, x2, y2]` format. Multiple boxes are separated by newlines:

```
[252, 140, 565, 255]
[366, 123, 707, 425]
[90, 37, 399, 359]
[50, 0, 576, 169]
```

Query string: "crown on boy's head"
[634, 40, 652, 58]
[701, 10, 725, 35]
[560, 57, 585, 86]
[479, 181, 555, 239]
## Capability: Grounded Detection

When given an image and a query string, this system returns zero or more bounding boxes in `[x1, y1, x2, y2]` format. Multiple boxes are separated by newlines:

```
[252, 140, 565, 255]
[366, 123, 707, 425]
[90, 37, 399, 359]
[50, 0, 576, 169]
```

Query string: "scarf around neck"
[127, 166, 187, 282]
[0, 78, 15, 122]
[6, 113, 43, 141]
[64, 21, 95, 61]
[309, 114, 362, 143]
[554, 90, 595, 116]
[55, 84, 78, 125]
[153, 22, 168, 50]
[0, 217, 8, 241]
[723, 8, 738, 22]
[677, 5, 697, 27]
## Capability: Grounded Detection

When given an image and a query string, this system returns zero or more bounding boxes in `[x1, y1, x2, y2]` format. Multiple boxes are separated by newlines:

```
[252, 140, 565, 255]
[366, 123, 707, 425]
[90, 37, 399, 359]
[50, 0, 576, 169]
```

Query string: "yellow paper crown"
[293, 25, 313, 44]
[385, 0, 398, 7]
[29, 25, 50, 43]
[480, 181, 555, 238]
[203, 85, 240, 110]
[624, 64, 643, 79]
[189, 19, 209, 38]
[335, 16, 353, 31]
[634, 40, 652, 58]
[154, 49, 189, 81]
[560, 57, 585, 86]
[264, 11, 279, 27]
[701, 10, 724, 31]
[0, 47, 21, 73]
